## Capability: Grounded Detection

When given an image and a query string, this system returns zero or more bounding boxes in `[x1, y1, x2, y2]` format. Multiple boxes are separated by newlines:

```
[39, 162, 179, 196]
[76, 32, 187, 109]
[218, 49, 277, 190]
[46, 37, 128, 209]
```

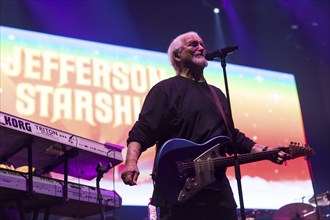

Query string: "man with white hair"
[121, 31, 290, 220]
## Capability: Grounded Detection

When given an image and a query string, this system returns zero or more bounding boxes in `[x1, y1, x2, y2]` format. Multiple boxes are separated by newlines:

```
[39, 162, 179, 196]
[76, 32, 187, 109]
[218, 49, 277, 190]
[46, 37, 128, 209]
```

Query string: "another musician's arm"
[121, 141, 142, 186]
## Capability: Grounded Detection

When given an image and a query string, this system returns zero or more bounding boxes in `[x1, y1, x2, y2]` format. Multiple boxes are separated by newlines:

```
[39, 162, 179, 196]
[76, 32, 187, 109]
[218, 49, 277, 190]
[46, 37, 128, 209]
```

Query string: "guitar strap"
[208, 85, 233, 138]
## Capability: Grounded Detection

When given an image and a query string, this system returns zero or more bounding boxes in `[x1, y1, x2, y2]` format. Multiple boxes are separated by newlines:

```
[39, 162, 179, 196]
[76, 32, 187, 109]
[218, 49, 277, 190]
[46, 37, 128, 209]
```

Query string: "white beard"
[192, 56, 208, 68]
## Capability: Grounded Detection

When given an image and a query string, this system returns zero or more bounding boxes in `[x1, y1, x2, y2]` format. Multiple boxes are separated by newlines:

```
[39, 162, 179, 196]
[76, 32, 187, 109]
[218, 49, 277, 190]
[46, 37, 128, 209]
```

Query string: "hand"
[121, 141, 142, 186]
[251, 144, 292, 165]
[121, 162, 140, 186]
[267, 146, 293, 165]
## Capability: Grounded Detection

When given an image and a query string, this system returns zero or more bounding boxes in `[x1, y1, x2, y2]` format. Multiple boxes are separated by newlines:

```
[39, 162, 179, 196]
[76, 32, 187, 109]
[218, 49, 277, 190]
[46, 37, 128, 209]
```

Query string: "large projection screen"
[0, 26, 313, 209]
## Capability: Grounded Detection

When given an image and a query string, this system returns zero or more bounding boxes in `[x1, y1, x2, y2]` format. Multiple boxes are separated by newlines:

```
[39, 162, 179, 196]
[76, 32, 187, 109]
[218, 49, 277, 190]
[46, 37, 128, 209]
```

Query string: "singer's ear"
[174, 52, 180, 61]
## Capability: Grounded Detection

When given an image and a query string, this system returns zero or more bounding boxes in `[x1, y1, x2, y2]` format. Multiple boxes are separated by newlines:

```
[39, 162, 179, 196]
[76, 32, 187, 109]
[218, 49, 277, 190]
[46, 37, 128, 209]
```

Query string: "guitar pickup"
[176, 160, 195, 181]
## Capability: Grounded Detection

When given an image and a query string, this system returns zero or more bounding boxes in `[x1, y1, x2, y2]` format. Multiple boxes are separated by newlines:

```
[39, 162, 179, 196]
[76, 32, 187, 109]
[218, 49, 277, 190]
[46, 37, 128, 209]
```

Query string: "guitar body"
[153, 136, 232, 204]
[153, 136, 314, 205]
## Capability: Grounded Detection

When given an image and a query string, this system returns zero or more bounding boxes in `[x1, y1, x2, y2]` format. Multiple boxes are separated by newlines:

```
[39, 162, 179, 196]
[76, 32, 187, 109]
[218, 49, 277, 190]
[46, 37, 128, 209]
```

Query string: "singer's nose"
[197, 44, 205, 53]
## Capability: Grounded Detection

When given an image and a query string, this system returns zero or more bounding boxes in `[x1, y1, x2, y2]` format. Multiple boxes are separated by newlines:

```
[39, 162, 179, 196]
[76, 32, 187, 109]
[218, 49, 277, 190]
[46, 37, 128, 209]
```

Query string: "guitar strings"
[178, 146, 311, 170]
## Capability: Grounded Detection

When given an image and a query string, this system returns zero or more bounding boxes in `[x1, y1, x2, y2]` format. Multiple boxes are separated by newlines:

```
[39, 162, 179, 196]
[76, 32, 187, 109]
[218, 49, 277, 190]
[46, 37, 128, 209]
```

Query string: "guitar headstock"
[288, 142, 315, 158]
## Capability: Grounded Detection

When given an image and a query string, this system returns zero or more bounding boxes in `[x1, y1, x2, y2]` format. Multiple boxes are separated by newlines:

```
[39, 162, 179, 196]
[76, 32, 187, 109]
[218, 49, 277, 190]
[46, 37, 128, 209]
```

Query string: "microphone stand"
[96, 162, 112, 220]
[305, 155, 322, 220]
[219, 55, 246, 220]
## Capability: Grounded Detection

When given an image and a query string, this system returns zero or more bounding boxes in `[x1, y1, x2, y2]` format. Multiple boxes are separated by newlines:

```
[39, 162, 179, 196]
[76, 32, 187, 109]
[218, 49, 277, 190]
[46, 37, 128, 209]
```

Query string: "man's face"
[179, 35, 208, 68]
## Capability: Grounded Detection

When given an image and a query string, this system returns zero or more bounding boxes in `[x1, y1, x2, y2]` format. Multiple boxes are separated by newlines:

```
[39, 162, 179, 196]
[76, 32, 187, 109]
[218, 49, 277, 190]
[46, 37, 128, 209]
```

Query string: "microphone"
[205, 45, 239, 60]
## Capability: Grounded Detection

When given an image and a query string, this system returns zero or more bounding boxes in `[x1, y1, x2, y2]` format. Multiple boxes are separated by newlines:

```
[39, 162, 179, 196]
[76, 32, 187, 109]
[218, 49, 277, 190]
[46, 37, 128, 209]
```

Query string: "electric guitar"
[153, 136, 315, 204]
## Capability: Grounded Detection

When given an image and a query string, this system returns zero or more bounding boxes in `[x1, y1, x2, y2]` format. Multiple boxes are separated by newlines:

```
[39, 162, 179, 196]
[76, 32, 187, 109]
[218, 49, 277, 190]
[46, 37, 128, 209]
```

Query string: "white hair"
[167, 31, 200, 74]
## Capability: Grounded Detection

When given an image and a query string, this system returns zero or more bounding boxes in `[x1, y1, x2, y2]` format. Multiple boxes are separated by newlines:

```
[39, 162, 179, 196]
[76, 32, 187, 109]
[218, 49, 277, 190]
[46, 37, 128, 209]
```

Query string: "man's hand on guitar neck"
[121, 141, 142, 186]
[251, 144, 293, 165]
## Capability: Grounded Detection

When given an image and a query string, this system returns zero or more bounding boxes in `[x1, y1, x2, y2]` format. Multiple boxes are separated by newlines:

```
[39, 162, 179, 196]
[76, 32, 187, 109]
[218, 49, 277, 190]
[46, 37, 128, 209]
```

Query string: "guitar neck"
[214, 150, 280, 168]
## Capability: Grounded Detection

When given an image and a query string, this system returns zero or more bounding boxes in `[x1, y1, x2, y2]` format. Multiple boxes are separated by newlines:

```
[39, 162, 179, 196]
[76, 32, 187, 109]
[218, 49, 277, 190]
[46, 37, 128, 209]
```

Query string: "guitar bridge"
[177, 144, 221, 203]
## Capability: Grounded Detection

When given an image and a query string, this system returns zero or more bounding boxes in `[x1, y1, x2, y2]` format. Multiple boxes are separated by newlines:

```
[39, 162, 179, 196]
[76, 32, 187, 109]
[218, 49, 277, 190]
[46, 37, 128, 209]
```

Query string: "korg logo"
[4, 116, 32, 132]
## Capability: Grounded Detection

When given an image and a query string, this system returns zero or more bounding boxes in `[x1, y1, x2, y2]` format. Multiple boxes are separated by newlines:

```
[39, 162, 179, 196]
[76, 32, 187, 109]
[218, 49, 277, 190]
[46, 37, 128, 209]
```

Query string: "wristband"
[262, 146, 269, 152]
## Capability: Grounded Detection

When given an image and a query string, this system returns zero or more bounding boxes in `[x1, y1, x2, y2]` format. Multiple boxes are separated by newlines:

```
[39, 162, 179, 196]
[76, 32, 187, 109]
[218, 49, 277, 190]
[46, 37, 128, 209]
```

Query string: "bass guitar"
[153, 136, 315, 204]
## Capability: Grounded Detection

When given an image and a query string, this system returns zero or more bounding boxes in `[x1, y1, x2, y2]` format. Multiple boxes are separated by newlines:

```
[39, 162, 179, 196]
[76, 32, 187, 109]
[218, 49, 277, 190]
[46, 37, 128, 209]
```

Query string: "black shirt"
[127, 75, 256, 207]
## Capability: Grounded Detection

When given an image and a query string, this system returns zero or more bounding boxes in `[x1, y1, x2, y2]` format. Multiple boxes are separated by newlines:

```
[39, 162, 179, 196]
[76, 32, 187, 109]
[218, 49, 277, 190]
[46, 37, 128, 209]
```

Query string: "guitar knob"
[185, 186, 191, 192]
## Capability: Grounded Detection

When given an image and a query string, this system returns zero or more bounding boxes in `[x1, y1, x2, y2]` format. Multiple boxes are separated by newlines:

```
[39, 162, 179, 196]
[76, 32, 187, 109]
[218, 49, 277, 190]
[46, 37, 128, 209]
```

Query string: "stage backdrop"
[0, 26, 313, 209]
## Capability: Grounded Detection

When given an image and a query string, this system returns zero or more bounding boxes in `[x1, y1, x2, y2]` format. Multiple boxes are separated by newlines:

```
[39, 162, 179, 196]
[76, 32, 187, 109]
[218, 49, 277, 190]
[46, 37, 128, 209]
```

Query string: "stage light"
[291, 24, 299, 30]
[213, 8, 219, 14]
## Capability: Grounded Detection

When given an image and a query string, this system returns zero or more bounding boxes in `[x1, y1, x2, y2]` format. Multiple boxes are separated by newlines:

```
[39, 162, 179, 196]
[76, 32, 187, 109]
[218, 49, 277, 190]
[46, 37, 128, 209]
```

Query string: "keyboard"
[0, 111, 123, 180]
